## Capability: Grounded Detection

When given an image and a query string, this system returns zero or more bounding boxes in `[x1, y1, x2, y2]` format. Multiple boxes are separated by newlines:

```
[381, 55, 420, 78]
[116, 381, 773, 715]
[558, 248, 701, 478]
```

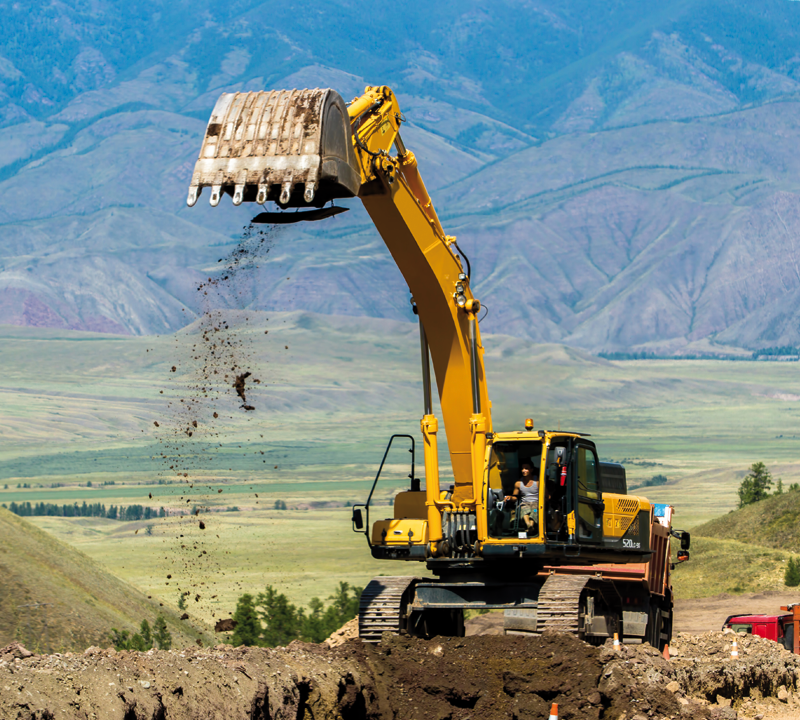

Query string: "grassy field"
[26, 506, 408, 627]
[3, 312, 800, 625]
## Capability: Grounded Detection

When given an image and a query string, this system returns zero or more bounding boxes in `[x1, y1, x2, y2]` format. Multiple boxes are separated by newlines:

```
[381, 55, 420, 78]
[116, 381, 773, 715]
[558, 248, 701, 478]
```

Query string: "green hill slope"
[670, 537, 792, 600]
[0, 507, 212, 652]
[692, 490, 800, 550]
[669, 491, 800, 600]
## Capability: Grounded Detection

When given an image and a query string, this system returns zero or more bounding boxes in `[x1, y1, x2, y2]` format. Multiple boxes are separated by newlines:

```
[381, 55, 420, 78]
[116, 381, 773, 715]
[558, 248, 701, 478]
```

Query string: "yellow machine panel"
[393, 491, 427, 519]
[372, 518, 429, 546]
[603, 494, 651, 539]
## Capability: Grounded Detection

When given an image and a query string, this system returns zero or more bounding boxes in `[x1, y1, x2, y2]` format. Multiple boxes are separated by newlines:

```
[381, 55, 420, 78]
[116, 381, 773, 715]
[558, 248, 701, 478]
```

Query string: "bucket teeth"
[186, 89, 360, 209]
[279, 180, 292, 206]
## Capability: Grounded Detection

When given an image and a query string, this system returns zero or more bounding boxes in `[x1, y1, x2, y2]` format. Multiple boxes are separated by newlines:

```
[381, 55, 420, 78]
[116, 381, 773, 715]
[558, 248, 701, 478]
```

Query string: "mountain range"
[3, 0, 800, 353]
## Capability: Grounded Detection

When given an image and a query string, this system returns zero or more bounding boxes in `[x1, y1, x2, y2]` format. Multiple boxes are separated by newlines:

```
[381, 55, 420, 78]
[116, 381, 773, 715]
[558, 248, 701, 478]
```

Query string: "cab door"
[574, 444, 603, 544]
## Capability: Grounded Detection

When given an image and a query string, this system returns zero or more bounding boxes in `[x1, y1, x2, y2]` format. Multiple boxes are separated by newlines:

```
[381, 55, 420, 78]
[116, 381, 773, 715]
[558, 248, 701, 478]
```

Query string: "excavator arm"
[187, 86, 492, 548]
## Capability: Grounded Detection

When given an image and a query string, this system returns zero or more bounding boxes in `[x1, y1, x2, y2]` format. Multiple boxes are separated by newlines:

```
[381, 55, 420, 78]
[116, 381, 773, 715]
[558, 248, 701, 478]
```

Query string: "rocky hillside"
[2, 1, 800, 353]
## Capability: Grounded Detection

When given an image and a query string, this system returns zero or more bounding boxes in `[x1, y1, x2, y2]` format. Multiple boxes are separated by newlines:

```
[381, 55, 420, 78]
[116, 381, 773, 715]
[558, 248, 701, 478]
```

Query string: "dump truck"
[187, 84, 690, 647]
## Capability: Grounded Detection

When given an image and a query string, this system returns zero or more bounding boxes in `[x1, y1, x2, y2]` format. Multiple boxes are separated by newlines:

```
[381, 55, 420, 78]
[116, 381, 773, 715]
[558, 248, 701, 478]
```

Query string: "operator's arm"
[506, 482, 520, 503]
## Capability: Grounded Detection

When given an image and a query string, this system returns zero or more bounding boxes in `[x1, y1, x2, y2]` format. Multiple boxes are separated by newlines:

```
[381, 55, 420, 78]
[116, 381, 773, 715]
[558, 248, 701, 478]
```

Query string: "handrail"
[351, 434, 416, 542]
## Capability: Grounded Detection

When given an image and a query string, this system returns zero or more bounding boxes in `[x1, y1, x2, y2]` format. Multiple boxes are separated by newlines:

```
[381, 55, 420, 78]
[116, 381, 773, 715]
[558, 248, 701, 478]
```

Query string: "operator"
[506, 460, 539, 535]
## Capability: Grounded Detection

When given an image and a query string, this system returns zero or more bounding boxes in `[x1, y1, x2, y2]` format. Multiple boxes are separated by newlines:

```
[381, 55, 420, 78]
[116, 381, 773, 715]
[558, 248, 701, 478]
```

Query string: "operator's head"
[521, 460, 537, 477]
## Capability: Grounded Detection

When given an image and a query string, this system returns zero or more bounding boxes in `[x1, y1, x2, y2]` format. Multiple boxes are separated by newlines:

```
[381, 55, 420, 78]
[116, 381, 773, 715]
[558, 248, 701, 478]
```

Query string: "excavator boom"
[187, 86, 491, 514]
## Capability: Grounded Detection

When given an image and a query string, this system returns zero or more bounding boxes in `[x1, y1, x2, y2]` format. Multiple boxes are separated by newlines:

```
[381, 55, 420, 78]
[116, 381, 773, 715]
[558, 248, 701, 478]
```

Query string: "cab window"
[486, 440, 542, 539]
[576, 446, 599, 499]
[487, 441, 543, 496]
[730, 623, 752, 634]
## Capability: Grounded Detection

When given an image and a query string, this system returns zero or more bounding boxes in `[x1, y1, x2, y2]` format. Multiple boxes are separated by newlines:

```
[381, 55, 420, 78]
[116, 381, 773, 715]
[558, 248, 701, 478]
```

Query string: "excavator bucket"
[186, 89, 361, 209]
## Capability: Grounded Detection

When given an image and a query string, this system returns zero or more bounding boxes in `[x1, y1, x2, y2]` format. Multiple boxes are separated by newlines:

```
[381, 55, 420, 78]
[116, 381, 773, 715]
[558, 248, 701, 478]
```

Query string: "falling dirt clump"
[233, 371, 252, 403]
[215, 618, 236, 632]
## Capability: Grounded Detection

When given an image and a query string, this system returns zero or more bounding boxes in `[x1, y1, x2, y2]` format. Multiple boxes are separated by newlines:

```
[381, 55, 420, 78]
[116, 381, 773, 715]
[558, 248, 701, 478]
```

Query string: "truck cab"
[723, 613, 795, 652]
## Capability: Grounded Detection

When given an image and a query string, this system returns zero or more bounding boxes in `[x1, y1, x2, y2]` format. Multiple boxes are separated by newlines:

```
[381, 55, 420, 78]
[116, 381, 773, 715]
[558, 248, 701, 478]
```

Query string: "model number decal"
[623, 539, 640, 549]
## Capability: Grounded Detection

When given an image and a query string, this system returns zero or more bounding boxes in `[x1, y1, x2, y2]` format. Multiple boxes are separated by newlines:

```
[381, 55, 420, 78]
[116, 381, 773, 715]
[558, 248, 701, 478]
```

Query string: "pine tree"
[300, 597, 327, 643]
[257, 586, 299, 646]
[110, 628, 131, 650]
[231, 593, 262, 647]
[153, 615, 172, 650]
[140, 619, 153, 649]
[128, 632, 148, 651]
[786, 558, 800, 587]
[738, 462, 773, 508]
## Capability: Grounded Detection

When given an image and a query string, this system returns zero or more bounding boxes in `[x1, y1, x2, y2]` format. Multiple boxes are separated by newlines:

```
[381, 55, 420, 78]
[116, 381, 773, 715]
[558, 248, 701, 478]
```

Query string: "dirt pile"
[325, 617, 358, 648]
[669, 631, 800, 717]
[10, 630, 796, 720]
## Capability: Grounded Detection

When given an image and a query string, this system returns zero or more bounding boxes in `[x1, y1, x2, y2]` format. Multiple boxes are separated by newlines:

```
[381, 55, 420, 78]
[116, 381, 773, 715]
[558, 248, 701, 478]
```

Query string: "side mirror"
[677, 550, 690, 563]
[671, 529, 691, 550]
[352, 508, 364, 530]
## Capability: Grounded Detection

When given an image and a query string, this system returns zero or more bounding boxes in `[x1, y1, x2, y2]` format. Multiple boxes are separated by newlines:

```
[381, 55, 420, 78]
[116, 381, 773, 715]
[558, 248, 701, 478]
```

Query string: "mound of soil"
[3, 630, 800, 719]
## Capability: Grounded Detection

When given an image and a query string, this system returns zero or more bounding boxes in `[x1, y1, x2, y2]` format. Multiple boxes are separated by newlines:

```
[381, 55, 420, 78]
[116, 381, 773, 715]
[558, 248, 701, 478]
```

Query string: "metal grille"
[617, 498, 639, 515]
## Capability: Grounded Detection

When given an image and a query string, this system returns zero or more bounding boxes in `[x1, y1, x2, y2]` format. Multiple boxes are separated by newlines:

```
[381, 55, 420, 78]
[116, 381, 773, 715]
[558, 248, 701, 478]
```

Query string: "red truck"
[723, 604, 800, 653]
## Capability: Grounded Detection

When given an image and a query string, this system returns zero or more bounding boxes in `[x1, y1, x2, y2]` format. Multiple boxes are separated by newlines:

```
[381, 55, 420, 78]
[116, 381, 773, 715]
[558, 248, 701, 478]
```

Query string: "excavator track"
[358, 576, 419, 643]
[534, 574, 590, 636]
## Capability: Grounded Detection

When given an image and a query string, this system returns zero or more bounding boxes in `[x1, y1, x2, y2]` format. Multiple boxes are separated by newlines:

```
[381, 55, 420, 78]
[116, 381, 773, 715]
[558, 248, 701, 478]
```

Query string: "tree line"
[110, 616, 172, 651]
[2, 501, 165, 521]
[230, 582, 361, 647]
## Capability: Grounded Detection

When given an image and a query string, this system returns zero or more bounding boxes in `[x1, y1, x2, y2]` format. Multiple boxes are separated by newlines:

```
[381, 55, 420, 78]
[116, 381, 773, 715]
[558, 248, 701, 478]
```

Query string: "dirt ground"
[4, 590, 800, 719]
[4, 625, 800, 720]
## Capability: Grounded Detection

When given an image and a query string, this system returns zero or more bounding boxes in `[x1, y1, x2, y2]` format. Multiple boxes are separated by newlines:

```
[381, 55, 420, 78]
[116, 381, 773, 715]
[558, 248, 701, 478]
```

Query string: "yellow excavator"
[187, 85, 690, 646]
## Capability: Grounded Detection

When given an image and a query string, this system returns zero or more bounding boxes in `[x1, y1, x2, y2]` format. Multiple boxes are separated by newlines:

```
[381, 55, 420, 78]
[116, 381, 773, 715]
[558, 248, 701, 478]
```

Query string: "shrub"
[639, 474, 669, 488]
[786, 557, 800, 587]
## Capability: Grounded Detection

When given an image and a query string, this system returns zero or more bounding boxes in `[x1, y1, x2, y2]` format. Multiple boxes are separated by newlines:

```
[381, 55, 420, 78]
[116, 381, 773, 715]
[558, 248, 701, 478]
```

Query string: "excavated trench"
[4, 630, 800, 719]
